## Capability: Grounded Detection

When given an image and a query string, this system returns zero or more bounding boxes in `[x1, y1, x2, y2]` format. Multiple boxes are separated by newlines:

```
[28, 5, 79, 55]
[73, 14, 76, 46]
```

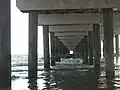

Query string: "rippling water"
[11, 55, 120, 90]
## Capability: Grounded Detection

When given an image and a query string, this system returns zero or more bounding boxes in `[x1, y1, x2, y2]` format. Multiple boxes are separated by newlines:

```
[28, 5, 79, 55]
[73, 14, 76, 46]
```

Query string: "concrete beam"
[67, 46, 76, 51]
[61, 37, 82, 40]
[38, 13, 102, 25]
[58, 36, 84, 40]
[60, 39, 81, 50]
[49, 25, 120, 35]
[49, 25, 93, 32]
[60, 40, 80, 45]
[57, 34, 104, 40]
[17, 0, 120, 11]
[55, 32, 88, 37]
[37, 13, 120, 26]
[64, 44, 78, 46]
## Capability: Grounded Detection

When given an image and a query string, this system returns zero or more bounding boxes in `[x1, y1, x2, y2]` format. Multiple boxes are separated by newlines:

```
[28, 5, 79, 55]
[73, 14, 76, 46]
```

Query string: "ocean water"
[11, 55, 120, 90]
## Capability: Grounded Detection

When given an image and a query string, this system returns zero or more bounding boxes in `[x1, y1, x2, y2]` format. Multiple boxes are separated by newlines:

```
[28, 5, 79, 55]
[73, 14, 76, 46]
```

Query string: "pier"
[1, 0, 120, 89]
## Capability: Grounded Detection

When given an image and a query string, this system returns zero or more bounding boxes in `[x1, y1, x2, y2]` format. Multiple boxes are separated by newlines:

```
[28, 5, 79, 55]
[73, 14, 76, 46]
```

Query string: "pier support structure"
[93, 24, 101, 74]
[59, 40, 69, 58]
[83, 36, 88, 64]
[55, 36, 59, 61]
[43, 26, 50, 70]
[58, 40, 63, 58]
[80, 39, 85, 61]
[103, 40, 105, 57]
[57, 39, 62, 61]
[28, 12, 38, 81]
[88, 31, 94, 65]
[0, 0, 11, 89]
[115, 35, 119, 62]
[103, 8, 114, 79]
[50, 32, 56, 66]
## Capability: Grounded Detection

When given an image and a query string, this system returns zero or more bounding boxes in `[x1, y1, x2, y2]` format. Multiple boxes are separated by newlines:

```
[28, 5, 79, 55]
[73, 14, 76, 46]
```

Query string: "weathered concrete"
[38, 13, 101, 25]
[57, 39, 61, 61]
[115, 35, 119, 62]
[43, 26, 50, 70]
[55, 32, 88, 37]
[83, 36, 88, 64]
[17, 0, 120, 11]
[80, 39, 85, 61]
[93, 24, 101, 74]
[50, 32, 56, 66]
[0, 0, 11, 88]
[103, 8, 114, 79]
[103, 40, 105, 57]
[60, 39, 81, 44]
[28, 12, 38, 81]
[37, 13, 120, 29]
[60, 39, 81, 50]
[49, 25, 93, 32]
[59, 40, 69, 57]
[58, 39, 64, 59]
[55, 36, 59, 62]
[58, 36, 83, 40]
[88, 31, 94, 65]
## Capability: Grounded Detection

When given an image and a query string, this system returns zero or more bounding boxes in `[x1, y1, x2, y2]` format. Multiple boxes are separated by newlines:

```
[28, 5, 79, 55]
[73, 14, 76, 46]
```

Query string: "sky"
[11, 0, 43, 56]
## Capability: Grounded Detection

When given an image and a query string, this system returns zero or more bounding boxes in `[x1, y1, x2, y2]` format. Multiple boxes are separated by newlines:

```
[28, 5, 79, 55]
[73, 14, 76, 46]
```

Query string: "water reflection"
[56, 71, 98, 90]
[11, 56, 120, 90]
[28, 78, 37, 90]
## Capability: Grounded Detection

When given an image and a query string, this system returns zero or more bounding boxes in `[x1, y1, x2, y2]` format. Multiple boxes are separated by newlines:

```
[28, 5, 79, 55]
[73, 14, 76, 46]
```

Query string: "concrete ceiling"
[38, 13, 120, 26]
[17, 0, 120, 11]
[49, 25, 120, 34]
[16, 0, 120, 51]
[60, 39, 81, 50]
[58, 36, 84, 40]
[55, 32, 88, 37]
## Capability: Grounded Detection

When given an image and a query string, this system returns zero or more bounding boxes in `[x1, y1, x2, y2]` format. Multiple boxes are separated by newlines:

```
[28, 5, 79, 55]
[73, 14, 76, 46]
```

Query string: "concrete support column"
[58, 40, 63, 57]
[93, 24, 101, 74]
[88, 31, 94, 65]
[103, 8, 114, 79]
[83, 36, 88, 64]
[59, 40, 69, 58]
[80, 39, 85, 61]
[57, 39, 61, 61]
[115, 35, 119, 62]
[55, 36, 59, 61]
[28, 12, 38, 81]
[103, 40, 105, 57]
[0, 0, 11, 88]
[43, 26, 50, 70]
[50, 32, 55, 66]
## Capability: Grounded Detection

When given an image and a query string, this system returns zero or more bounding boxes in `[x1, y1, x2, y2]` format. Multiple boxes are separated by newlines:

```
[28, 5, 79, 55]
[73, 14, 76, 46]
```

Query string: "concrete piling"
[103, 8, 114, 79]
[83, 36, 88, 64]
[43, 26, 50, 70]
[50, 32, 56, 66]
[88, 31, 94, 65]
[93, 24, 101, 74]
[55, 36, 59, 61]
[115, 35, 119, 62]
[0, 0, 11, 88]
[28, 12, 38, 81]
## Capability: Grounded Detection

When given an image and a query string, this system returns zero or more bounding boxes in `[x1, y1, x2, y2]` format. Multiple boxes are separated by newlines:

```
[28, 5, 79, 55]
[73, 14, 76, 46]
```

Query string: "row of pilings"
[0, 0, 119, 89]
[28, 9, 119, 83]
